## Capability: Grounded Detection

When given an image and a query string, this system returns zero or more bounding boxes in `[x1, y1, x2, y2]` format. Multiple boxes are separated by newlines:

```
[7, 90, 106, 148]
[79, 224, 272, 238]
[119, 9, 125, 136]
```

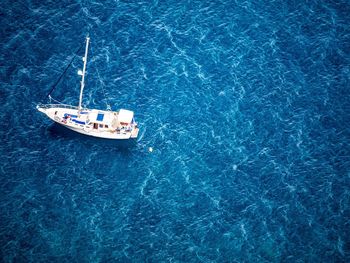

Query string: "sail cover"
[118, 109, 134, 124]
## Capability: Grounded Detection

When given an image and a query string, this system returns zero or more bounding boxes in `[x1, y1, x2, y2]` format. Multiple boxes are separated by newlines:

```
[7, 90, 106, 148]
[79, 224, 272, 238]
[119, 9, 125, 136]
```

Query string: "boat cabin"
[86, 109, 134, 131]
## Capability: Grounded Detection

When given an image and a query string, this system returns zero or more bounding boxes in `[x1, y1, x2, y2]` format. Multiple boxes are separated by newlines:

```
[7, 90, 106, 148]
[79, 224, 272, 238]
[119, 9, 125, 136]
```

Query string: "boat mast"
[78, 36, 90, 111]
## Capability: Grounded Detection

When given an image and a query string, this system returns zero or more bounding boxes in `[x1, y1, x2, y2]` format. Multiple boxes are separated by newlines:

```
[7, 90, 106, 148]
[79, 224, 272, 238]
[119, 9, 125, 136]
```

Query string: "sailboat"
[37, 37, 139, 140]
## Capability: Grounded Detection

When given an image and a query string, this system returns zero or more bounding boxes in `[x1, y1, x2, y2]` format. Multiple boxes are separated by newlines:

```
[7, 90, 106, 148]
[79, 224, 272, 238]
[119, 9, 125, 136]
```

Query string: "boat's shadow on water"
[47, 123, 137, 150]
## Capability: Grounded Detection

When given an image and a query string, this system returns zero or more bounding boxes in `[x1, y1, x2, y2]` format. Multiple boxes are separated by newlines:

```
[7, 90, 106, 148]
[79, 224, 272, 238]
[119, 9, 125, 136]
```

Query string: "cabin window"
[96, 113, 104, 122]
[105, 125, 109, 128]
[99, 124, 103, 128]
[93, 123, 98, 129]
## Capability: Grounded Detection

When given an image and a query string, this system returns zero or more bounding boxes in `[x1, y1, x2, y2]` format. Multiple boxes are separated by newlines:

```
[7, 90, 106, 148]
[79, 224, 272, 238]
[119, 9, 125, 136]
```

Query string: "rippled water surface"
[1, 0, 350, 262]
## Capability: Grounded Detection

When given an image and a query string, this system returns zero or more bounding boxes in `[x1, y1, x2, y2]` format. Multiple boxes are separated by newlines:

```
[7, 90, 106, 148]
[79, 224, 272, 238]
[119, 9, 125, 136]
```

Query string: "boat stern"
[131, 127, 139, 138]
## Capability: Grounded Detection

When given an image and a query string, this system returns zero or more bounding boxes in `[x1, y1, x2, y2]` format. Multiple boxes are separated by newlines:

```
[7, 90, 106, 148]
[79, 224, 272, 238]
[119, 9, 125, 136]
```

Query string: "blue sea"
[1, 0, 349, 262]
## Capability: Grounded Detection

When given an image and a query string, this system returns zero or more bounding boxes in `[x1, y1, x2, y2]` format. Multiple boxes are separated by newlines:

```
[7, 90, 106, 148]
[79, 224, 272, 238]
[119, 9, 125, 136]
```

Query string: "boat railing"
[36, 103, 79, 110]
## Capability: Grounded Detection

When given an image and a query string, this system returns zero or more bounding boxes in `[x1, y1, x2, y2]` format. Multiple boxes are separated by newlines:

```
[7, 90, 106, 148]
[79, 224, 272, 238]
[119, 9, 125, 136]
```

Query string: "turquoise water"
[1, 0, 349, 262]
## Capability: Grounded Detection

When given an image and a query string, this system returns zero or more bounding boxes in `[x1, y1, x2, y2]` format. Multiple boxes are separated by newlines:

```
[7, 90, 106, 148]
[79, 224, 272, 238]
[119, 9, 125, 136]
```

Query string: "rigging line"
[48, 95, 64, 105]
[99, 70, 112, 110]
[46, 41, 85, 98]
[90, 43, 111, 110]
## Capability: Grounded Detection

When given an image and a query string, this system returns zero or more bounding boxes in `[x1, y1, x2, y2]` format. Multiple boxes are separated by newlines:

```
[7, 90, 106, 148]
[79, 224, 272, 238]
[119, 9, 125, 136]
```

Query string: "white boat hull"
[59, 122, 133, 139]
[37, 105, 139, 140]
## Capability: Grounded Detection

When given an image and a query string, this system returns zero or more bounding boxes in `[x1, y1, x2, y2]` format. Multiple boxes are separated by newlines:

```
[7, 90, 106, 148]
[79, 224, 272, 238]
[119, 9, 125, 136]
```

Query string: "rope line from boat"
[46, 41, 85, 98]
